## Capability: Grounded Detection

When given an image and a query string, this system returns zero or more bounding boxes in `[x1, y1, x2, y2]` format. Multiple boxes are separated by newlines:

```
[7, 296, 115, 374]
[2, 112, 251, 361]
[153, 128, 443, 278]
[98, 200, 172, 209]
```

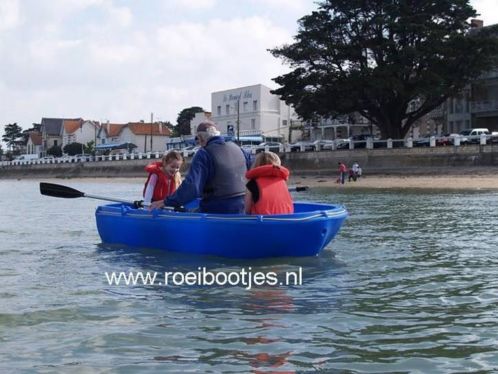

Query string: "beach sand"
[36, 174, 498, 190]
[288, 174, 498, 190]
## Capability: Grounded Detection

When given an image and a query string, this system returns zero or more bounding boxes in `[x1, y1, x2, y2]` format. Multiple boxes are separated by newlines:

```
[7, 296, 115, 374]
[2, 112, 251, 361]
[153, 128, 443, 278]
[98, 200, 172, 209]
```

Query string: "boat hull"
[95, 202, 347, 258]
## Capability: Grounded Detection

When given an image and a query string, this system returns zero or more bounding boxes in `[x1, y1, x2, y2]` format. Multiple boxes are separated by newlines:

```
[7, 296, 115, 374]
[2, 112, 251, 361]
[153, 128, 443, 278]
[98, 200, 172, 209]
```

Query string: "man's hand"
[133, 200, 144, 209]
[149, 200, 165, 211]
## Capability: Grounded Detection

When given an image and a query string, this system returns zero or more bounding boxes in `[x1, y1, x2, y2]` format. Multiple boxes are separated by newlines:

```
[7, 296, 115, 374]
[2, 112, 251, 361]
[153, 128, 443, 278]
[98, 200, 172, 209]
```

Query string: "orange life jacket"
[143, 162, 176, 202]
[245, 164, 294, 215]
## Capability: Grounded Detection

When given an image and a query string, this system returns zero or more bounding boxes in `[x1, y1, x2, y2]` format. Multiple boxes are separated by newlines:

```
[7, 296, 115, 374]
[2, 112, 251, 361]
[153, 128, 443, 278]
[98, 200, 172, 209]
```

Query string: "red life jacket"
[245, 164, 294, 215]
[143, 162, 176, 202]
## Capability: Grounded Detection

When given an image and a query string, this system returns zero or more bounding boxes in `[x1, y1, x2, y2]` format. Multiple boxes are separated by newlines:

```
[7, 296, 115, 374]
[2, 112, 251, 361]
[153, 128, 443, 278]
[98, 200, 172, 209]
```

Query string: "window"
[251, 119, 256, 130]
[226, 105, 230, 115]
[243, 101, 248, 111]
[253, 100, 258, 111]
[54, 140, 58, 146]
[217, 106, 221, 116]
[282, 120, 288, 127]
[102, 139, 106, 144]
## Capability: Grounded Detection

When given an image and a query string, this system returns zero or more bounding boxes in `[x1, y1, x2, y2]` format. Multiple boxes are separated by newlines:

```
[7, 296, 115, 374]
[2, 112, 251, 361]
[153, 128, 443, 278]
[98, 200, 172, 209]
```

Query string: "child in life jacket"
[143, 150, 183, 204]
[244, 151, 294, 215]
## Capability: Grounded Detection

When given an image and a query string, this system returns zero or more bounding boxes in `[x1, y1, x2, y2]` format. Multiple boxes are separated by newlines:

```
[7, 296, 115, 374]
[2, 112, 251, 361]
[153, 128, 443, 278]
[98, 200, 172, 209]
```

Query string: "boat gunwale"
[95, 202, 348, 222]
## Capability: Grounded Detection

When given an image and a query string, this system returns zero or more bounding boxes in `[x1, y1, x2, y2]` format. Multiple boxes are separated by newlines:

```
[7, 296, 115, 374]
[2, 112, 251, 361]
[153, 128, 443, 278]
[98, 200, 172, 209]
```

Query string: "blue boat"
[95, 202, 348, 259]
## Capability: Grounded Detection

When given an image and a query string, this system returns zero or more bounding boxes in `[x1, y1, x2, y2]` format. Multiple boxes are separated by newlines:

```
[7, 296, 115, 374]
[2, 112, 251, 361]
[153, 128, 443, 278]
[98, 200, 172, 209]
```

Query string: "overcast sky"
[1, 0, 497, 144]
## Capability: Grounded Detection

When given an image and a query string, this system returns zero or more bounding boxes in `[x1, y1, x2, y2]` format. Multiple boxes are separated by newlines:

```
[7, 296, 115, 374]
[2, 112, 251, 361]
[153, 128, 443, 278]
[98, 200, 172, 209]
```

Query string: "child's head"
[162, 150, 183, 176]
[253, 151, 281, 168]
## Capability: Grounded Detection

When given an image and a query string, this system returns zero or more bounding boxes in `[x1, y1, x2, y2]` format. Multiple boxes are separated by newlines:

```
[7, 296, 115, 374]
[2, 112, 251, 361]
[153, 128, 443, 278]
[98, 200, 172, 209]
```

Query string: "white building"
[210, 84, 298, 142]
[62, 119, 100, 148]
[99, 122, 171, 153]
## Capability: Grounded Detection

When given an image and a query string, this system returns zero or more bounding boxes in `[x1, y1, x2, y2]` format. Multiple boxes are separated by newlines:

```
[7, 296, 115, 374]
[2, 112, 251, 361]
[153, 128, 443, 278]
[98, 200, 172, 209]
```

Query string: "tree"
[0, 144, 3, 159]
[270, 0, 498, 139]
[63, 142, 84, 156]
[84, 140, 95, 155]
[175, 107, 204, 136]
[2, 123, 23, 149]
[21, 123, 42, 143]
[47, 145, 62, 157]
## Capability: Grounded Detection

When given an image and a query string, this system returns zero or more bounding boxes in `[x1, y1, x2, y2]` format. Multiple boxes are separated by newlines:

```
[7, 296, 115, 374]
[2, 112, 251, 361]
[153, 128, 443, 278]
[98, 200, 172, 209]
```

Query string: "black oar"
[288, 186, 309, 192]
[40, 182, 144, 206]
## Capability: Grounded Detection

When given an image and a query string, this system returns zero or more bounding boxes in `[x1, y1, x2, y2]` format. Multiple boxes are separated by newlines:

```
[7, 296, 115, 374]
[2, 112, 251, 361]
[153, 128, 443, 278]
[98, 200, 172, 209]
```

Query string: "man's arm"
[164, 149, 212, 207]
[241, 148, 253, 169]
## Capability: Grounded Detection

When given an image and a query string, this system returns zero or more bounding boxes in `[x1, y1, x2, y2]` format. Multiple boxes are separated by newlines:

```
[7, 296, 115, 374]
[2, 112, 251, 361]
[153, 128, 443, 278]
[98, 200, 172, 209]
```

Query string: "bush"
[47, 145, 62, 157]
[63, 142, 84, 156]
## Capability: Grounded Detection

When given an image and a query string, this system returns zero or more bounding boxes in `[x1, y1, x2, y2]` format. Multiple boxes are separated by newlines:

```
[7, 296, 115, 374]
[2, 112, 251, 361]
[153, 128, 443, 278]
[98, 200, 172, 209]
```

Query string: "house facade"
[40, 118, 64, 155]
[98, 122, 171, 153]
[26, 132, 42, 155]
[210, 84, 299, 141]
[62, 119, 100, 148]
[427, 20, 498, 135]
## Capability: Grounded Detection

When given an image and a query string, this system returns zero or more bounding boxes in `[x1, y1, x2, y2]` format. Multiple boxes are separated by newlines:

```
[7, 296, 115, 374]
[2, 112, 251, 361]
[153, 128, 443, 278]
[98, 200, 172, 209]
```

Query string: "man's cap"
[196, 121, 217, 133]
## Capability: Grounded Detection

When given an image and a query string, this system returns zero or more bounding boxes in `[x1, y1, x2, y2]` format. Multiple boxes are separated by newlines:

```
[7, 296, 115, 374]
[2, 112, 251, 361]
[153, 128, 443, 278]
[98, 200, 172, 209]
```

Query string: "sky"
[1, 0, 497, 145]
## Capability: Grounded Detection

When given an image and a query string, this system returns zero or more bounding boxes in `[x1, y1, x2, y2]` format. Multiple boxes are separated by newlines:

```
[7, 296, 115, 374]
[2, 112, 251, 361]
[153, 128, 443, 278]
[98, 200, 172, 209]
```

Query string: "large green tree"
[270, 0, 498, 139]
[175, 106, 204, 136]
[2, 123, 23, 149]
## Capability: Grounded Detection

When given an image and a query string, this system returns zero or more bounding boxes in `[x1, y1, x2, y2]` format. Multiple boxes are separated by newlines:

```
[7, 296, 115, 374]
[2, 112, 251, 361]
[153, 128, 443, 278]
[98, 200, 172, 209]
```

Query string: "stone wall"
[2, 144, 498, 179]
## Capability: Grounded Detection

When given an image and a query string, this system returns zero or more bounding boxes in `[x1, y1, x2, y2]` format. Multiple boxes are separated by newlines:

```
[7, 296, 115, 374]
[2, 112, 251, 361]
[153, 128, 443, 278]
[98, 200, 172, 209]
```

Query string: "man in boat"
[150, 121, 252, 213]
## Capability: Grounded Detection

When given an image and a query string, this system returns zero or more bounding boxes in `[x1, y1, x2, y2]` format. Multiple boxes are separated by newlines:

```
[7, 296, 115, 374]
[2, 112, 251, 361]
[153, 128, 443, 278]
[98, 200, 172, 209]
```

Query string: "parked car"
[459, 128, 490, 144]
[75, 154, 91, 162]
[181, 145, 200, 157]
[289, 141, 316, 152]
[254, 142, 283, 154]
[438, 133, 460, 146]
[313, 139, 335, 150]
[336, 134, 375, 149]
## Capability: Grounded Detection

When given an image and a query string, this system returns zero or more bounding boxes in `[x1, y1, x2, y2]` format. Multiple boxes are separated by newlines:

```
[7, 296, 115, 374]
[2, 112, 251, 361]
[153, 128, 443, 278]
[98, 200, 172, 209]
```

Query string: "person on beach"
[142, 150, 183, 204]
[337, 162, 347, 184]
[245, 151, 294, 215]
[349, 161, 360, 182]
[150, 121, 252, 213]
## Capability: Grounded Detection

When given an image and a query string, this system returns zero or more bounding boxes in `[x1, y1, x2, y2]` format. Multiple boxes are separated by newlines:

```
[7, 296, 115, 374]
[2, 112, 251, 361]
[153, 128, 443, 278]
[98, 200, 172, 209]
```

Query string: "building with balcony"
[209, 84, 299, 142]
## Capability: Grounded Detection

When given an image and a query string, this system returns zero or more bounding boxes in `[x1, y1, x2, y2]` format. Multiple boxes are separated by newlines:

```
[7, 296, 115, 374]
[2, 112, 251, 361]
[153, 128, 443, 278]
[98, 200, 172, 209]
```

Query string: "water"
[1, 179, 498, 373]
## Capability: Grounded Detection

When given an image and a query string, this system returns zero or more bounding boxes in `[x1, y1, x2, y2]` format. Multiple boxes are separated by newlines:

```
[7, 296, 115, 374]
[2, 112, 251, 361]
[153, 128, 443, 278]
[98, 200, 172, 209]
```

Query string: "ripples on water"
[1, 180, 497, 373]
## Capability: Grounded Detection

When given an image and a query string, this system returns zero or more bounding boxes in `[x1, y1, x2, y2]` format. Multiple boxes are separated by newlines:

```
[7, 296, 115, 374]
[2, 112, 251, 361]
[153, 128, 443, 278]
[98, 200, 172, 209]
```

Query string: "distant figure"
[245, 151, 294, 215]
[143, 150, 183, 204]
[356, 163, 362, 179]
[337, 162, 347, 184]
[349, 161, 361, 182]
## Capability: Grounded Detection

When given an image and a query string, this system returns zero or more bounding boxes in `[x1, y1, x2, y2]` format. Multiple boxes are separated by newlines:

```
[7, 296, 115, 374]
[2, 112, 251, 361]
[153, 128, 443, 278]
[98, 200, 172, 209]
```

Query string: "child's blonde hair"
[162, 150, 183, 188]
[252, 151, 281, 168]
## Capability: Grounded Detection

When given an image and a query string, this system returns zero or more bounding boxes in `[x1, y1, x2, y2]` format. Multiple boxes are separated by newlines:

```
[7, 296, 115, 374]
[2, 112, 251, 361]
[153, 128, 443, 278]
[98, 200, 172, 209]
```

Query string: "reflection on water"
[1, 180, 498, 372]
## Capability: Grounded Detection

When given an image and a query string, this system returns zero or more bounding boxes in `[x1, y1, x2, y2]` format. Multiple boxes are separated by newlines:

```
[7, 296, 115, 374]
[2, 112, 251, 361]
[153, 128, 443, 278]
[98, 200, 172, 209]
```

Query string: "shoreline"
[7, 173, 498, 190]
[289, 174, 498, 190]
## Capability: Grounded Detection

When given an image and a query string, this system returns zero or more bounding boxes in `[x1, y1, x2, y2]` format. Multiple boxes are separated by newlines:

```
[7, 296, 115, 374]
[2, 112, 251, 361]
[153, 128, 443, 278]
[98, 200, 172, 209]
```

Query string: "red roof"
[127, 122, 171, 136]
[29, 132, 42, 145]
[63, 119, 84, 134]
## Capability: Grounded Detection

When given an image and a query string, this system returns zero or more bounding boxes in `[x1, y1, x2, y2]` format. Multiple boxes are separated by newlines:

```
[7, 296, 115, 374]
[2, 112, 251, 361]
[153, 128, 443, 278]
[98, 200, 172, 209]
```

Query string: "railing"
[2, 135, 497, 167]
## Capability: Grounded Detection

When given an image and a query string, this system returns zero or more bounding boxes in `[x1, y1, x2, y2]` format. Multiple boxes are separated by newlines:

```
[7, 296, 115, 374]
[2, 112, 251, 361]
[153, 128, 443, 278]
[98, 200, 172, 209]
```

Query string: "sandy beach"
[31, 173, 498, 191]
[289, 174, 498, 190]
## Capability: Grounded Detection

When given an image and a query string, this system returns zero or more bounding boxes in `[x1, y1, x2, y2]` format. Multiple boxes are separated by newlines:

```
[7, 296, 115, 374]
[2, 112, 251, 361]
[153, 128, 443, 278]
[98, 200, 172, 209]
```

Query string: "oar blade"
[40, 182, 85, 199]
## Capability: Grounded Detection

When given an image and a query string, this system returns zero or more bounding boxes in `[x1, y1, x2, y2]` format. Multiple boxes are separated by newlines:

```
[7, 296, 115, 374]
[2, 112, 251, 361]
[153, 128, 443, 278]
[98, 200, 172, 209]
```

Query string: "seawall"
[2, 144, 498, 179]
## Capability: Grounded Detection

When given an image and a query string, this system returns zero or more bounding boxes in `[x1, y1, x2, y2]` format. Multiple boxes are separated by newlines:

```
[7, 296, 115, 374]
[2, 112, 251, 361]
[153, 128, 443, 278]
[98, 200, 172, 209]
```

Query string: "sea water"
[1, 179, 497, 373]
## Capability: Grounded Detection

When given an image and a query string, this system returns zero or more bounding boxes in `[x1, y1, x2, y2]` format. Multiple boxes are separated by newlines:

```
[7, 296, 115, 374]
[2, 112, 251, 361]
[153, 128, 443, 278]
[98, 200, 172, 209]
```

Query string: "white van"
[14, 154, 40, 162]
[459, 128, 489, 144]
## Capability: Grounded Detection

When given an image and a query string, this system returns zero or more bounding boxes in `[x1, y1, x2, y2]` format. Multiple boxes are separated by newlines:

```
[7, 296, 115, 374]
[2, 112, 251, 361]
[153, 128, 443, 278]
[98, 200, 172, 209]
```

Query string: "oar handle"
[288, 186, 309, 192]
[84, 193, 136, 205]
